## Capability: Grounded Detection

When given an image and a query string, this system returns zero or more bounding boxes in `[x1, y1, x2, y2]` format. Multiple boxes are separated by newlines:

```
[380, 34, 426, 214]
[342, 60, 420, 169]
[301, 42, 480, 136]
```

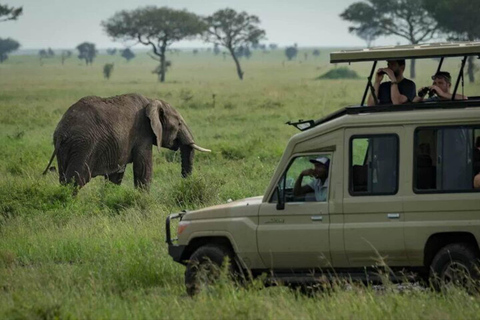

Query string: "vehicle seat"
[416, 154, 436, 189]
[352, 164, 368, 192]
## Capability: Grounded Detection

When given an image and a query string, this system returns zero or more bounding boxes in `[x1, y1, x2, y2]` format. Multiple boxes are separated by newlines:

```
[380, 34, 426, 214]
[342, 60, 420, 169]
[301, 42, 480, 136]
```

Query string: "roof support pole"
[452, 56, 467, 101]
[436, 57, 444, 73]
[361, 61, 377, 106]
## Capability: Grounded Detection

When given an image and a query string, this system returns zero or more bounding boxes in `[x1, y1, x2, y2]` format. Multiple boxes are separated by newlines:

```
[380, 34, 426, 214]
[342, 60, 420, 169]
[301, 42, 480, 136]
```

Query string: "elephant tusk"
[191, 144, 211, 152]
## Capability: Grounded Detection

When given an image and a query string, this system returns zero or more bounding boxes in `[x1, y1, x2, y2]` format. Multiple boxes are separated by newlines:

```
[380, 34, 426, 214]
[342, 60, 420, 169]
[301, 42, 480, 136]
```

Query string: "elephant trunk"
[180, 144, 194, 178]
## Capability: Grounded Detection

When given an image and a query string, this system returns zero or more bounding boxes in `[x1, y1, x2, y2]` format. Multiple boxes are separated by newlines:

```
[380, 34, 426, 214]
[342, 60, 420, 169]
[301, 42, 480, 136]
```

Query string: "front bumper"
[168, 244, 186, 263]
[165, 212, 186, 263]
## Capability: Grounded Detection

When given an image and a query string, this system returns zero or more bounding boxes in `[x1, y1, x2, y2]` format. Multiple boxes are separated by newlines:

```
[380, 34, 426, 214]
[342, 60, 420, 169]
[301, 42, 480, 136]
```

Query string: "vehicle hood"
[182, 196, 263, 221]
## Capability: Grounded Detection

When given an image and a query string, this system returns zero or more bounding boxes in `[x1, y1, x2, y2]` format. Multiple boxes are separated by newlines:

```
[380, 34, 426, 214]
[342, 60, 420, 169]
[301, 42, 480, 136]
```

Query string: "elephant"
[42, 93, 210, 189]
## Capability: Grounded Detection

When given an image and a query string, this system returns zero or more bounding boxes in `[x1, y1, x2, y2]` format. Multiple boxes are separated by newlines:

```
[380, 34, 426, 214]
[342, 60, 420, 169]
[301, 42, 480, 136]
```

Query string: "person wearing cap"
[367, 59, 417, 106]
[413, 71, 468, 102]
[293, 156, 330, 202]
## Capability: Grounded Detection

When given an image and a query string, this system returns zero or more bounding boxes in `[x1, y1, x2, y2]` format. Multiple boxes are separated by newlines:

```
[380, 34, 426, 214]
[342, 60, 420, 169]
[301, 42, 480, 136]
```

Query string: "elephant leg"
[133, 146, 152, 189]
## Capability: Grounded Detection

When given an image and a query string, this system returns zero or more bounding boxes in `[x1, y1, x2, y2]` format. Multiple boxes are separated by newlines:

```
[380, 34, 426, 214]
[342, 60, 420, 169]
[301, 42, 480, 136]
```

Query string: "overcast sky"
[2, 0, 406, 49]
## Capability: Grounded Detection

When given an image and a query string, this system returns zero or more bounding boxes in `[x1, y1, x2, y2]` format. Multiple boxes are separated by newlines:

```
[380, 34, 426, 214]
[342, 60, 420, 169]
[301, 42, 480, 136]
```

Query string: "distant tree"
[38, 49, 48, 59]
[312, 49, 321, 57]
[193, 49, 199, 55]
[285, 45, 298, 61]
[120, 48, 135, 62]
[213, 43, 220, 55]
[106, 48, 117, 55]
[47, 48, 55, 57]
[103, 63, 114, 79]
[0, 3, 22, 22]
[204, 8, 266, 80]
[61, 50, 72, 65]
[269, 43, 278, 50]
[102, 6, 205, 82]
[340, 0, 439, 78]
[0, 38, 19, 63]
[76, 42, 97, 65]
[424, 0, 480, 83]
[339, 2, 382, 47]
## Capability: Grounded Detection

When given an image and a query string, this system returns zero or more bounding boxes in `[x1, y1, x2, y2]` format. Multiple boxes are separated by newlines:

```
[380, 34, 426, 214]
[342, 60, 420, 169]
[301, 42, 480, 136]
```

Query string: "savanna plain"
[1, 49, 480, 319]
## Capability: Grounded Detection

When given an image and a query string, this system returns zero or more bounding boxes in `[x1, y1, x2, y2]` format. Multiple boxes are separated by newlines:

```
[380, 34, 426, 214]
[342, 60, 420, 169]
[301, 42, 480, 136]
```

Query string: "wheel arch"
[423, 232, 480, 268]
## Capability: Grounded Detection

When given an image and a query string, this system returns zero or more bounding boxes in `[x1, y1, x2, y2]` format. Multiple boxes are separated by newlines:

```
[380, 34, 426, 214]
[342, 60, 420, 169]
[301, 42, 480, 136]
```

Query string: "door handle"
[387, 213, 400, 219]
[311, 215, 323, 221]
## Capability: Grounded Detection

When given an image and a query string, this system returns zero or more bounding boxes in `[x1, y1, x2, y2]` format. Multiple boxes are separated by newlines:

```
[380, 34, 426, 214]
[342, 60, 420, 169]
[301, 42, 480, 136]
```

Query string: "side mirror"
[276, 186, 285, 210]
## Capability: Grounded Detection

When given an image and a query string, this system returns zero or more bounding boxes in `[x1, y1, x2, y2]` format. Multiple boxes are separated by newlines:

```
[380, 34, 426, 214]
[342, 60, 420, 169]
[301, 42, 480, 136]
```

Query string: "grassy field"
[1, 48, 480, 319]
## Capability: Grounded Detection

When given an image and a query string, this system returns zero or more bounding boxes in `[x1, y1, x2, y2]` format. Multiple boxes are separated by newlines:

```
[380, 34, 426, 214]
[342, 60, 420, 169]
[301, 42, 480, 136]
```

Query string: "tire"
[185, 244, 236, 296]
[429, 243, 480, 292]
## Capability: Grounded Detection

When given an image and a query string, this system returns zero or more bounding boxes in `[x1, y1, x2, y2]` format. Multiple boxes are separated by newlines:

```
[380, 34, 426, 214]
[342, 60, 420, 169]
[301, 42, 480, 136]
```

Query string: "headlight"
[177, 220, 190, 236]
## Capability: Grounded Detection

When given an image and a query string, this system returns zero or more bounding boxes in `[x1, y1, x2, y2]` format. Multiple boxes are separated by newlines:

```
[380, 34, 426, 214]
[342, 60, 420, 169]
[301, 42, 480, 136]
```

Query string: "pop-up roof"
[330, 42, 480, 63]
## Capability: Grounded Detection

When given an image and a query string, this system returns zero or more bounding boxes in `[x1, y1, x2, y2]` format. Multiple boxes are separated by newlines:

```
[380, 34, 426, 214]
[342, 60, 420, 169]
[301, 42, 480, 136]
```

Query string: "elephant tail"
[42, 149, 56, 175]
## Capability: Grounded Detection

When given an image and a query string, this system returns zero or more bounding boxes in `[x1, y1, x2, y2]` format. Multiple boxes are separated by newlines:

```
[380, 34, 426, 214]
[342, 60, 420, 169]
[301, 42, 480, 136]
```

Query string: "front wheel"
[185, 244, 236, 296]
[429, 243, 480, 291]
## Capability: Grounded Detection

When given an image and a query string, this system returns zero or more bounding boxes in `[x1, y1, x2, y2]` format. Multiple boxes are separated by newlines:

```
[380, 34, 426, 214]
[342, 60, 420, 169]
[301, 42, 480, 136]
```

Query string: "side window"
[271, 154, 331, 203]
[350, 135, 399, 195]
[414, 126, 478, 192]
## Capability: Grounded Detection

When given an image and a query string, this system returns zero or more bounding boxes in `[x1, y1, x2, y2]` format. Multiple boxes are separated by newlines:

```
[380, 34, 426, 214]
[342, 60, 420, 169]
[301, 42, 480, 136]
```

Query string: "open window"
[414, 126, 480, 192]
[271, 154, 331, 203]
[350, 135, 399, 195]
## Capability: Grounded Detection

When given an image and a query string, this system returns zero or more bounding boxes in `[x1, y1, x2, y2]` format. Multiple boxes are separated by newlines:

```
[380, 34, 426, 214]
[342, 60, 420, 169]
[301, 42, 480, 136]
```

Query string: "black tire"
[185, 244, 236, 296]
[429, 243, 480, 291]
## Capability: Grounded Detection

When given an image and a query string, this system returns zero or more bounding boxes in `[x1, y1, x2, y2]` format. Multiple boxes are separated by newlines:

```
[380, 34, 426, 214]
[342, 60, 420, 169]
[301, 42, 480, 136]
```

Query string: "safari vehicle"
[166, 42, 480, 295]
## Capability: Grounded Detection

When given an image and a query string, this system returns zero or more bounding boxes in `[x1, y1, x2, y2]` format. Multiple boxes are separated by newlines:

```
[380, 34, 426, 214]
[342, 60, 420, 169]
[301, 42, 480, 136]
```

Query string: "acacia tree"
[0, 3, 22, 22]
[424, 0, 480, 82]
[102, 6, 205, 82]
[340, 3, 382, 47]
[340, 0, 438, 78]
[204, 8, 265, 80]
[0, 38, 19, 63]
[76, 42, 97, 65]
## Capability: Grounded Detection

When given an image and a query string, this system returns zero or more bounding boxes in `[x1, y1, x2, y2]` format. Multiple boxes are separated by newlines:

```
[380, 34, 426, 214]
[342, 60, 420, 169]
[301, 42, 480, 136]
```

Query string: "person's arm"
[293, 170, 314, 197]
[413, 86, 427, 103]
[384, 69, 409, 104]
[431, 85, 468, 100]
[367, 69, 385, 106]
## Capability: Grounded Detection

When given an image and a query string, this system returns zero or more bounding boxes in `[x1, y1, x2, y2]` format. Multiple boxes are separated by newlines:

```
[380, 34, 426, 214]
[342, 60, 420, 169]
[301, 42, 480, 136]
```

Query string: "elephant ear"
[146, 101, 163, 153]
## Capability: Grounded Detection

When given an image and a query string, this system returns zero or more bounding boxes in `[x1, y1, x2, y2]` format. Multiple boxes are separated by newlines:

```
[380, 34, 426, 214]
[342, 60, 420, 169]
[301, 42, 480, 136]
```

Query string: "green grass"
[1, 49, 480, 319]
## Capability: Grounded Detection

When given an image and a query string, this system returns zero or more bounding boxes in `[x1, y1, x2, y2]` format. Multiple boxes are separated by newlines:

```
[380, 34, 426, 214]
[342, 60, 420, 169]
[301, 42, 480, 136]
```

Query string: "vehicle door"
[257, 153, 332, 269]
[343, 127, 408, 267]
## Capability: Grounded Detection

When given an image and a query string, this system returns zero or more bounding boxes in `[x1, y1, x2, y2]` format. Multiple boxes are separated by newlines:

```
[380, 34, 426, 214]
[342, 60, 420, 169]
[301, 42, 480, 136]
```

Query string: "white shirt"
[308, 178, 329, 202]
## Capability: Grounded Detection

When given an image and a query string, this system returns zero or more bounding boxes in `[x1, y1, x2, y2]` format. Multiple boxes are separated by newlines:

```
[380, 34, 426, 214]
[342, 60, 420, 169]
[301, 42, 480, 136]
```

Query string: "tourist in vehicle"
[293, 156, 329, 201]
[367, 60, 416, 106]
[413, 71, 468, 102]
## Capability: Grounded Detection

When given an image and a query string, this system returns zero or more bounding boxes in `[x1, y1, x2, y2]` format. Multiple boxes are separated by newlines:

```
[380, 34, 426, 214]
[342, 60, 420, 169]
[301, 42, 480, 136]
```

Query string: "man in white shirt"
[293, 156, 330, 202]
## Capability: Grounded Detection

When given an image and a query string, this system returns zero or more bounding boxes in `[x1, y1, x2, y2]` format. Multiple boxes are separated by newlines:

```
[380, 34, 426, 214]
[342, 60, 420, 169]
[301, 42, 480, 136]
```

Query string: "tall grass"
[1, 49, 480, 318]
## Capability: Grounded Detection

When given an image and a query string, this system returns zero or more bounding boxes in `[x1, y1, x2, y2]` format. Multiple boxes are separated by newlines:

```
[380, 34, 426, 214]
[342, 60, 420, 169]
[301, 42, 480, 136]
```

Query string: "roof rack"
[330, 42, 480, 63]
[289, 99, 480, 131]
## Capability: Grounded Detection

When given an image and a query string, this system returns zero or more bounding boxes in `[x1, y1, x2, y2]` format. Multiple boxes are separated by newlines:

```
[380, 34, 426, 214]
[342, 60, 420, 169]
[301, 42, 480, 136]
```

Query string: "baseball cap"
[310, 156, 330, 168]
[432, 71, 451, 83]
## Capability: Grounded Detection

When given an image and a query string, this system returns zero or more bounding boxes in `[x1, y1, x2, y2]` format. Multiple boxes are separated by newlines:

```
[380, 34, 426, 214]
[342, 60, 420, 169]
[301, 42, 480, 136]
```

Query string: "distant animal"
[43, 93, 210, 189]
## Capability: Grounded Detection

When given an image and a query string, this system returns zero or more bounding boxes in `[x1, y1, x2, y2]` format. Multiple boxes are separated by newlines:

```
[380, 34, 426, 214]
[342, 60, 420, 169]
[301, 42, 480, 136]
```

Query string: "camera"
[377, 70, 386, 76]
[418, 87, 436, 98]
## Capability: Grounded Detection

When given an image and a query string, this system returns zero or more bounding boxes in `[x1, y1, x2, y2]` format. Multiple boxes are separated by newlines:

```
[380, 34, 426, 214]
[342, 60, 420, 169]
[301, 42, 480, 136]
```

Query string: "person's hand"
[301, 169, 315, 177]
[375, 68, 385, 83]
[383, 68, 396, 82]
[429, 85, 446, 98]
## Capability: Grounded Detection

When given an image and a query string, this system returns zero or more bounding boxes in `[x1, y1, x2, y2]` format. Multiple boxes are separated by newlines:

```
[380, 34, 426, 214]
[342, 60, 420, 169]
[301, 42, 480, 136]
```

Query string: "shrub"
[317, 67, 360, 80]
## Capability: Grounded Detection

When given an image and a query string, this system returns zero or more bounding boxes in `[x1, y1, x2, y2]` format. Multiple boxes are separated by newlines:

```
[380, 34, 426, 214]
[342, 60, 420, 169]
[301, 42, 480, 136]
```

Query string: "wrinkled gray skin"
[43, 93, 204, 189]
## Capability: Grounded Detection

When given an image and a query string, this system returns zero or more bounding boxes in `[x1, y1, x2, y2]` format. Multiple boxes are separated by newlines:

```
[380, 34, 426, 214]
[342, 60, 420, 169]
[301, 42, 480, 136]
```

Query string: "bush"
[169, 175, 221, 208]
[317, 67, 360, 80]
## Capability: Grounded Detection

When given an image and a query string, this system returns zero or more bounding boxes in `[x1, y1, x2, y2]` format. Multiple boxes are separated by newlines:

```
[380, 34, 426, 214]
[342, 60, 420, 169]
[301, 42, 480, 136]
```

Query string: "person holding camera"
[413, 71, 468, 102]
[367, 59, 416, 106]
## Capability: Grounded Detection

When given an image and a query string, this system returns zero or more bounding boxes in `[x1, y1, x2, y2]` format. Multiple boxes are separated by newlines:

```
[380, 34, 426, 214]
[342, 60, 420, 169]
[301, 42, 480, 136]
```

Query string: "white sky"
[2, 0, 408, 49]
